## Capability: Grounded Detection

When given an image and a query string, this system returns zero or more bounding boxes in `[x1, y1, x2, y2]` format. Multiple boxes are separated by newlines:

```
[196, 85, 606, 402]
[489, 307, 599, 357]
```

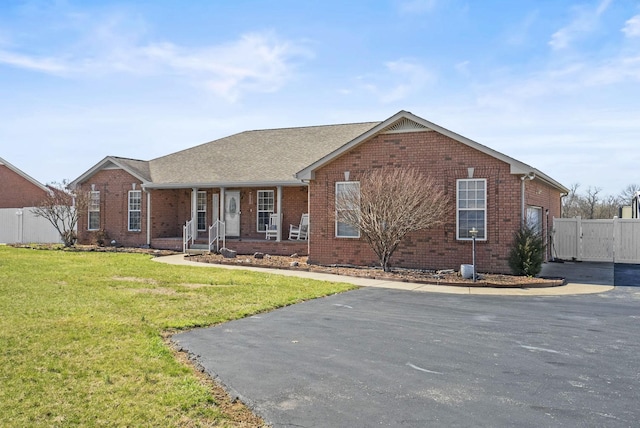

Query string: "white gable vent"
[382, 118, 432, 134]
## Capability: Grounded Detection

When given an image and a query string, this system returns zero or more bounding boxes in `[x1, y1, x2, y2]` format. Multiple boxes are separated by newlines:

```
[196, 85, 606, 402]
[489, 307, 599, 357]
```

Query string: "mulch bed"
[190, 253, 565, 288]
[10, 244, 563, 288]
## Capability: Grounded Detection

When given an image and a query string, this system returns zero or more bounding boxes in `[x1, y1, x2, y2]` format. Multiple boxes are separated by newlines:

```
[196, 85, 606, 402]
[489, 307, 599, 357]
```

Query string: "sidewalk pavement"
[153, 254, 614, 296]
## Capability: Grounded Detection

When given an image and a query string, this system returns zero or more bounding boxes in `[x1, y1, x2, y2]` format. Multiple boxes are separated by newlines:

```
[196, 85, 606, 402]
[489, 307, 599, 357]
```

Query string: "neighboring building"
[71, 111, 568, 273]
[0, 157, 64, 244]
[0, 157, 51, 208]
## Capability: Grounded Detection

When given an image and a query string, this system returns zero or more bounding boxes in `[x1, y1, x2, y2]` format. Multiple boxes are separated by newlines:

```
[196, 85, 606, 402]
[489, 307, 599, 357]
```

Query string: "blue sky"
[0, 0, 638, 197]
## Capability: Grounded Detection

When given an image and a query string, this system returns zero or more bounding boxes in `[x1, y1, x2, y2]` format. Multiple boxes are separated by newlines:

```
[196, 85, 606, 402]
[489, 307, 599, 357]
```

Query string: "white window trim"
[256, 190, 275, 233]
[526, 206, 543, 234]
[456, 178, 487, 241]
[197, 191, 207, 231]
[335, 181, 361, 238]
[88, 190, 100, 231]
[128, 190, 142, 232]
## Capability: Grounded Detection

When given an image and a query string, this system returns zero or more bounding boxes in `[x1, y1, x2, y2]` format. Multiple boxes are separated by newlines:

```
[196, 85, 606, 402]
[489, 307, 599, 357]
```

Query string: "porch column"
[306, 184, 311, 253]
[145, 189, 151, 246]
[191, 188, 198, 237]
[220, 187, 225, 222]
[277, 185, 283, 241]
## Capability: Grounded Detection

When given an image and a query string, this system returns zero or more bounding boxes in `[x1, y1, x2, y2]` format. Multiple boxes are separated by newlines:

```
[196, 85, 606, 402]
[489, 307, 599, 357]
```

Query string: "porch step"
[185, 243, 210, 255]
[185, 249, 208, 255]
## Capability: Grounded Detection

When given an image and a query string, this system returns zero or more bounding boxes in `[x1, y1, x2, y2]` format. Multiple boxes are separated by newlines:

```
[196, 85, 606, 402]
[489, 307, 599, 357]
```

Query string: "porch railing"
[183, 219, 194, 253]
[209, 220, 225, 253]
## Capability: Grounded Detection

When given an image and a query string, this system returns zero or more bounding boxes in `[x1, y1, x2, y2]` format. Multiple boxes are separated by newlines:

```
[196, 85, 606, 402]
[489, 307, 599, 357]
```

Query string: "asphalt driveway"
[173, 266, 640, 427]
[615, 263, 640, 286]
[540, 260, 640, 287]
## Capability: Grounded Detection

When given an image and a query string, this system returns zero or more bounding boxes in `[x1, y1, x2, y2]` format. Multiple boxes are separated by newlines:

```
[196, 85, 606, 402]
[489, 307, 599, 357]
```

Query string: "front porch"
[151, 237, 308, 256]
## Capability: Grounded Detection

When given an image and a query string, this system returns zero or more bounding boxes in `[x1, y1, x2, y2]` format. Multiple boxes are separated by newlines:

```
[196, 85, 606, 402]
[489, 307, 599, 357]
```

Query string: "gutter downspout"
[521, 172, 535, 226]
[277, 185, 283, 242]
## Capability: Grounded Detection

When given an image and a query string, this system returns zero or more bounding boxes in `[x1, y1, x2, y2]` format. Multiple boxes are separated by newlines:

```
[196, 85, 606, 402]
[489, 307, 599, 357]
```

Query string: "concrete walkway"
[153, 254, 613, 296]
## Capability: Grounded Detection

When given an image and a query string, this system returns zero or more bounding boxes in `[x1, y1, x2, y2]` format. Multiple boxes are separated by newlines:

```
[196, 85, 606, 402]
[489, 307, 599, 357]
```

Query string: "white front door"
[224, 191, 240, 236]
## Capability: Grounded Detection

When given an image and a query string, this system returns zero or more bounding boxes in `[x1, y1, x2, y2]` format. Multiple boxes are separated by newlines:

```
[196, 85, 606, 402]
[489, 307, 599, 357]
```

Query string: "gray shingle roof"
[146, 122, 380, 187]
[114, 157, 152, 182]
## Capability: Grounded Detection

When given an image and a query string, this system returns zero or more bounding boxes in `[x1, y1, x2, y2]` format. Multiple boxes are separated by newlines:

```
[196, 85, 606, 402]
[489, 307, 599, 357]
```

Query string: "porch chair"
[265, 213, 279, 240]
[289, 213, 309, 240]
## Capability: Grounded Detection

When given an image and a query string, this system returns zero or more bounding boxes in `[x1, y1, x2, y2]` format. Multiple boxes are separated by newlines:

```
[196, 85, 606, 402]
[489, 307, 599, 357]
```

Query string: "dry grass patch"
[112, 275, 160, 284]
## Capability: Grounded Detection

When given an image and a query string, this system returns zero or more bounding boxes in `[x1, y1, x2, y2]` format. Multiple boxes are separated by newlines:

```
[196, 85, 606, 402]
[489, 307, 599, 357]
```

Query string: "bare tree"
[584, 186, 601, 219]
[619, 183, 640, 204]
[31, 180, 90, 247]
[595, 194, 621, 219]
[563, 183, 639, 219]
[562, 183, 582, 218]
[335, 167, 449, 272]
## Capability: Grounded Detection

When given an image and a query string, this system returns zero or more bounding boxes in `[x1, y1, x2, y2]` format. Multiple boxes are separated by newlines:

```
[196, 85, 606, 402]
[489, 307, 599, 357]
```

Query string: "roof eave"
[296, 110, 569, 194]
[142, 179, 307, 190]
[0, 156, 51, 194]
[510, 164, 570, 194]
[295, 114, 400, 180]
[70, 156, 150, 189]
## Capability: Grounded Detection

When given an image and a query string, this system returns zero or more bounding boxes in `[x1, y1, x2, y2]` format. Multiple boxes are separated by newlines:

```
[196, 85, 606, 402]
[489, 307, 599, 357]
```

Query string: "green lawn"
[0, 246, 355, 426]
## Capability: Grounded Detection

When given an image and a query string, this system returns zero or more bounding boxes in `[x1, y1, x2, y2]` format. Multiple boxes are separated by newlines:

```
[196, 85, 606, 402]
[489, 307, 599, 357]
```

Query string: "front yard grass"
[0, 246, 355, 426]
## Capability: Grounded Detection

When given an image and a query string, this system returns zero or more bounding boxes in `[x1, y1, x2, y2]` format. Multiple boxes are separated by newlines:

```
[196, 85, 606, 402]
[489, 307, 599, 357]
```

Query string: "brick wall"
[77, 173, 309, 248]
[0, 165, 50, 208]
[77, 169, 146, 247]
[308, 130, 563, 274]
[151, 189, 190, 238]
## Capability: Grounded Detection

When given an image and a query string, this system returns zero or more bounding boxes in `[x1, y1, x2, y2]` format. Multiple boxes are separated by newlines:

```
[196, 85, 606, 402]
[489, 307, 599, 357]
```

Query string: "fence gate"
[552, 217, 640, 264]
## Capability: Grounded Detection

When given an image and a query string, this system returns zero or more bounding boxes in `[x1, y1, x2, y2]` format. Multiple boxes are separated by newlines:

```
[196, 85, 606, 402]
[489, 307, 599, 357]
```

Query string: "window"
[197, 191, 207, 231]
[128, 190, 142, 232]
[457, 179, 486, 240]
[88, 190, 100, 230]
[526, 206, 542, 234]
[257, 190, 274, 232]
[335, 181, 360, 238]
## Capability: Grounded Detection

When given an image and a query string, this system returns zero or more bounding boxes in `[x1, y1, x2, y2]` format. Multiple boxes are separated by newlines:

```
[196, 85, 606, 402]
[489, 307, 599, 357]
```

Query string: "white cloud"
[360, 59, 435, 103]
[139, 33, 310, 101]
[622, 14, 640, 38]
[475, 53, 640, 111]
[455, 60, 470, 76]
[0, 25, 311, 101]
[397, 0, 437, 14]
[383, 60, 434, 102]
[505, 10, 539, 46]
[549, 0, 612, 50]
[0, 50, 68, 73]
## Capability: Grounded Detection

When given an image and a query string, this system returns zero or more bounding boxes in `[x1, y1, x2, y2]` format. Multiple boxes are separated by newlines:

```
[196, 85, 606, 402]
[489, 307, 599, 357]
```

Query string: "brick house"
[71, 111, 568, 273]
[0, 157, 51, 208]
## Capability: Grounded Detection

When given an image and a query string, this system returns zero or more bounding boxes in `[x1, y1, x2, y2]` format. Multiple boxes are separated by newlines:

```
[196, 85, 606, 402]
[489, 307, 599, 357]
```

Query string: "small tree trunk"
[382, 253, 391, 272]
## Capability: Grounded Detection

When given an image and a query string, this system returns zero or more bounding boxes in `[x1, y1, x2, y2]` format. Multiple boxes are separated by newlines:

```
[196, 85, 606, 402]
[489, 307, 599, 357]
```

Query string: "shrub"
[93, 229, 110, 246]
[508, 225, 545, 276]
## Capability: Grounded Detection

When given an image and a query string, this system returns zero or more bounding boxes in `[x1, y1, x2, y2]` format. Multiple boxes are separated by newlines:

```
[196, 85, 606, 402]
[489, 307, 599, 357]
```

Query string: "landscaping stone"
[220, 248, 237, 259]
[253, 252, 265, 259]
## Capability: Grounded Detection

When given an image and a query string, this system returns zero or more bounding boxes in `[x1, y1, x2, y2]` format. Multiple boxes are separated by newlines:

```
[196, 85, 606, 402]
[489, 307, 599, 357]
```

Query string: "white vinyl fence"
[0, 207, 66, 244]
[552, 217, 640, 264]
